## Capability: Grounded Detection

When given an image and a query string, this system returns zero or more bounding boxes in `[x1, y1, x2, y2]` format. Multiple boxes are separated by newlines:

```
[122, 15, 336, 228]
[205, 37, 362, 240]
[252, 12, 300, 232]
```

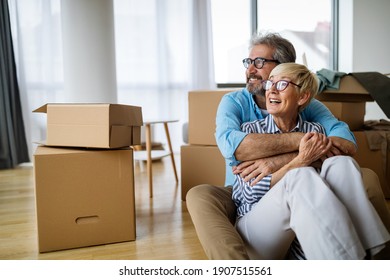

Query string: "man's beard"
[246, 76, 265, 96]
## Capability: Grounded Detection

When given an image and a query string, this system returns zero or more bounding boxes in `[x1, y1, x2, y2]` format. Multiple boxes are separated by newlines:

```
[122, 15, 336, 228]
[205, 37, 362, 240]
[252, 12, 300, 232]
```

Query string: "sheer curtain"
[9, 0, 215, 160]
[8, 0, 64, 160]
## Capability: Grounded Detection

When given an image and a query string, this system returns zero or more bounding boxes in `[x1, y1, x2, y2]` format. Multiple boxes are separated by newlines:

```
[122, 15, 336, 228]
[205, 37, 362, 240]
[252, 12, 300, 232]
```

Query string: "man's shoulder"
[302, 99, 325, 113]
[300, 116, 325, 133]
[223, 88, 248, 98]
[221, 88, 251, 104]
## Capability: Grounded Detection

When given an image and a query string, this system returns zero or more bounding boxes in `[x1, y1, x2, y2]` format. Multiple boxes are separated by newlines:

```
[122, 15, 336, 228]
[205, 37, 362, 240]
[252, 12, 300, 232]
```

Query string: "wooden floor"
[0, 154, 208, 260]
[2, 155, 390, 261]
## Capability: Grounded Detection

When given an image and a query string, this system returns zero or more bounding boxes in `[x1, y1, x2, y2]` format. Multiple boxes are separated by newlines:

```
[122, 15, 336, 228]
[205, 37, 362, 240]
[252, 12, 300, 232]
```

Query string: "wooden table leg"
[164, 123, 178, 183]
[145, 123, 153, 197]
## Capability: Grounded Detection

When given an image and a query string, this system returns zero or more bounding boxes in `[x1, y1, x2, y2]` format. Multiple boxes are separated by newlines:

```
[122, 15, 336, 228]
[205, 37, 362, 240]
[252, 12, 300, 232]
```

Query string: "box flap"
[33, 104, 48, 113]
[33, 103, 143, 126]
[316, 75, 374, 102]
[109, 104, 143, 126]
[349, 72, 390, 118]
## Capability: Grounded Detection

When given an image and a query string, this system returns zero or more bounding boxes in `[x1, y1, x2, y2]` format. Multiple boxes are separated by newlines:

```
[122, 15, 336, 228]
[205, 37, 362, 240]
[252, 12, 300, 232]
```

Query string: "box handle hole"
[75, 215, 100, 224]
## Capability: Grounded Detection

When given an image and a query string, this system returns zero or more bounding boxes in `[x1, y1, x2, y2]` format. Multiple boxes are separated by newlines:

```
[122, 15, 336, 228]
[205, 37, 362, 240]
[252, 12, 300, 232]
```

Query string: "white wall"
[61, 0, 117, 103]
[339, 0, 390, 120]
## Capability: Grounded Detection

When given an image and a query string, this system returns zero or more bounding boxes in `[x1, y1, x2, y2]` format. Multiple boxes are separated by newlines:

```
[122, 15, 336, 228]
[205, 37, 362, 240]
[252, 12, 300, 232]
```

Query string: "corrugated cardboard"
[349, 72, 390, 118]
[188, 89, 237, 145]
[34, 146, 136, 252]
[353, 131, 390, 198]
[323, 101, 366, 130]
[34, 103, 143, 148]
[316, 75, 374, 102]
[181, 145, 225, 200]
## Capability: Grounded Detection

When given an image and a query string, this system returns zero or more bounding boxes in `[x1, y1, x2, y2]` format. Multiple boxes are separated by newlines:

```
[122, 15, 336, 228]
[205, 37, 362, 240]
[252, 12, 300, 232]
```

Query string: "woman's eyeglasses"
[262, 80, 302, 91]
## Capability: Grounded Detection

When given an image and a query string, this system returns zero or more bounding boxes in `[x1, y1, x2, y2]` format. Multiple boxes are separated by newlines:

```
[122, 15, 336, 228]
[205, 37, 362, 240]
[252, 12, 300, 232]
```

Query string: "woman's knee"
[282, 167, 320, 192]
[323, 155, 359, 171]
[285, 167, 317, 180]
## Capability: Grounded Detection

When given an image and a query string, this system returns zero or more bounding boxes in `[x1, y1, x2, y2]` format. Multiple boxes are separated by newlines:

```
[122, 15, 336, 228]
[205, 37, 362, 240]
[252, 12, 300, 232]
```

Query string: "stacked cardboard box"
[181, 90, 234, 200]
[317, 74, 373, 131]
[33, 103, 143, 252]
[317, 74, 390, 198]
[182, 74, 390, 200]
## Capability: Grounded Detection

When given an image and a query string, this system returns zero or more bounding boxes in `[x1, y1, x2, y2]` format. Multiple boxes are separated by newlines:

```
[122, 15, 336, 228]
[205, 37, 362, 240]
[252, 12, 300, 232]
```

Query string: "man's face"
[245, 44, 278, 96]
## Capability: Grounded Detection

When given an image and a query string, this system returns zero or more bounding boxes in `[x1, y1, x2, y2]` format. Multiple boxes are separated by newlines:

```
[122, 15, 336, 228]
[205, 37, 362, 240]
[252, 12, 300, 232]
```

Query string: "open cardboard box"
[316, 72, 390, 119]
[34, 146, 136, 252]
[353, 131, 390, 198]
[316, 75, 373, 102]
[322, 101, 366, 131]
[34, 103, 143, 148]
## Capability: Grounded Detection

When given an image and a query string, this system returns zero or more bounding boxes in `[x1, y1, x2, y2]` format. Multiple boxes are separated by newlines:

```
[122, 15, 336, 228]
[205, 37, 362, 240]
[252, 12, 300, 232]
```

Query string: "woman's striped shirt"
[232, 113, 325, 260]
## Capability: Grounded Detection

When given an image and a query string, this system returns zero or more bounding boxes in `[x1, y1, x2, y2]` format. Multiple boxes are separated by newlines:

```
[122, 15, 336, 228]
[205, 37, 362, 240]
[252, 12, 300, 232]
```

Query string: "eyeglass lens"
[263, 80, 290, 91]
[243, 58, 265, 69]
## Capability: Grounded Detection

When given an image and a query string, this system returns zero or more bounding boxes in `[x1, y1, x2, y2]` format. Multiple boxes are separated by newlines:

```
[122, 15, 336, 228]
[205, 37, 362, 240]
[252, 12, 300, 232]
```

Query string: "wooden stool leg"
[164, 123, 178, 183]
[145, 124, 153, 197]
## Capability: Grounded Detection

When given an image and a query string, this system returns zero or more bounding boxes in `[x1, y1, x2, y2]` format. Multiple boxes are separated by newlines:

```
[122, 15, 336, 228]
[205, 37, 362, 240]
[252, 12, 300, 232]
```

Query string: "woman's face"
[265, 74, 302, 118]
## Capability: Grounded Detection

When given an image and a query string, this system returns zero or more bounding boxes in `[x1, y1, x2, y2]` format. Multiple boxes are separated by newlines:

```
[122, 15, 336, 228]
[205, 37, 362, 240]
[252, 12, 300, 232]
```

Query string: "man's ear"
[298, 91, 311, 107]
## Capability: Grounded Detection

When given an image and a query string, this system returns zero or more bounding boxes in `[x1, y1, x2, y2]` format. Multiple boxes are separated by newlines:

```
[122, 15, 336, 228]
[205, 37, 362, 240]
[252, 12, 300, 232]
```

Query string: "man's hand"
[327, 136, 357, 157]
[232, 152, 297, 186]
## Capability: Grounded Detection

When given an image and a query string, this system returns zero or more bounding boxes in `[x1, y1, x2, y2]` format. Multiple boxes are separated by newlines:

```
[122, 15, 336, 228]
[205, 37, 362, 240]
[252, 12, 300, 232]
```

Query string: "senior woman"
[232, 63, 389, 260]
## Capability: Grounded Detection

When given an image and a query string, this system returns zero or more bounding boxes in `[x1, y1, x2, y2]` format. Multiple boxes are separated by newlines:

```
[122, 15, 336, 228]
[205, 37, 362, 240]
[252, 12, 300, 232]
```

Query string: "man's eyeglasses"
[242, 57, 280, 69]
[262, 80, 302, 91]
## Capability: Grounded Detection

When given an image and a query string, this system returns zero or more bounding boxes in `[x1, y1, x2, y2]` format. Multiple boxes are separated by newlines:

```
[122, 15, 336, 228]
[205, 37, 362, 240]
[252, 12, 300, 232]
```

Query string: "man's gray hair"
[250, 32, 296, 64]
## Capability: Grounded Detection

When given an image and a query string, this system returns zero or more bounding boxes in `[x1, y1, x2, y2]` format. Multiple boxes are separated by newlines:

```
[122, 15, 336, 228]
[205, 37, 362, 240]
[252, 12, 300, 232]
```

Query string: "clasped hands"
[233, 132, 347, 186]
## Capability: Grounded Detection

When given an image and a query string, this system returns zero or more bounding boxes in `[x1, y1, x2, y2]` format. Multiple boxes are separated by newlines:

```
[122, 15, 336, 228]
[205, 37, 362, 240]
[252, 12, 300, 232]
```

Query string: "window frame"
[216, 0, 339, 88]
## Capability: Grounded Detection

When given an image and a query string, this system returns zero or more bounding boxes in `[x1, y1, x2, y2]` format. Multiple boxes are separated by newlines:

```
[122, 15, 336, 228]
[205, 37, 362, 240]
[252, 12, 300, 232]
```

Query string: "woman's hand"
[296, 132, 332, 166]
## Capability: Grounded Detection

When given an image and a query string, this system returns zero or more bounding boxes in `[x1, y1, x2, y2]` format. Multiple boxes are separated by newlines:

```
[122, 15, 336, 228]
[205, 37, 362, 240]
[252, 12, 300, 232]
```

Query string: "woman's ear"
[298, 91, 311, 107]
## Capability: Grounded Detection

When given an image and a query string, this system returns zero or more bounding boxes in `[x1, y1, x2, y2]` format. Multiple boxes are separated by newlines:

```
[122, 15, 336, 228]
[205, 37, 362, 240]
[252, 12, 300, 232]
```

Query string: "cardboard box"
[316, 75, 374, 102]
[317, 72, 390, 119]
[188, 89, 237, 145]
[34, 146, 136, 252]
[34, 103, 143, 148]
[353, 131, 390, 198]
[181, 145, 225, 200]
[323, 101, 366, 130]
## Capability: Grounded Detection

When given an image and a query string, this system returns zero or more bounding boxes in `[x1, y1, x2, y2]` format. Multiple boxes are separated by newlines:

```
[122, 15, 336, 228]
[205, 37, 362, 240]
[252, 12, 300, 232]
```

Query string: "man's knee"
[186, 185, 248, 259]
[361, 168, 383, 199]
[187, 184, 226, 208]
[186, 184, 236, 226]
[186, 184, 210, 203]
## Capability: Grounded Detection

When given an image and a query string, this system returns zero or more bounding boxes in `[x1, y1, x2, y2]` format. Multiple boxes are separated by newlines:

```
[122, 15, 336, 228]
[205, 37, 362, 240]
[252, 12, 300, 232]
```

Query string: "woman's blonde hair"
[268, 63, 318, 111]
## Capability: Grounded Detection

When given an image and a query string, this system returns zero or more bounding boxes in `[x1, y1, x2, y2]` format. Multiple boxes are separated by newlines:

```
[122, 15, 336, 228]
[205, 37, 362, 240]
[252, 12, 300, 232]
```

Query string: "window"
[211, 0, 252, 85]
[257, 0, 334, 71]
[212, 0, 336, 86]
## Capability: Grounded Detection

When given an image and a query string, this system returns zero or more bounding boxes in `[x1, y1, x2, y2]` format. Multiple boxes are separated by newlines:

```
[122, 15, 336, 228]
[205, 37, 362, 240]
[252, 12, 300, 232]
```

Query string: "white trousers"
[236, 156, 390, 260]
